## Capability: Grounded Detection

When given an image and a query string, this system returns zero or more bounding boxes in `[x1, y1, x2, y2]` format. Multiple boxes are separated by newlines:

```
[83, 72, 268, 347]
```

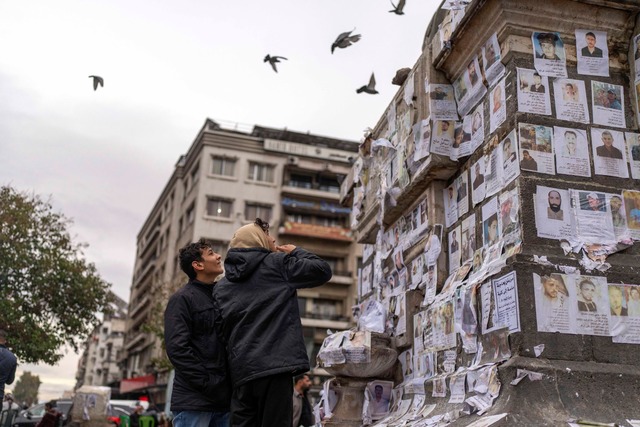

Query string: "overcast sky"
[1, 0, 440, 402]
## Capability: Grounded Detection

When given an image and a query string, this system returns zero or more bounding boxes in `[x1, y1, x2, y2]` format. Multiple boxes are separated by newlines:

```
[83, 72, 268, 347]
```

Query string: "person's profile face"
[585, 34, 596, 49]
[601, 133, 614, 148]
[548, 191, 561, 208]
[543, 278, 560, 298]
[541, 41, 556, 58]
[580, 283, 596, 302]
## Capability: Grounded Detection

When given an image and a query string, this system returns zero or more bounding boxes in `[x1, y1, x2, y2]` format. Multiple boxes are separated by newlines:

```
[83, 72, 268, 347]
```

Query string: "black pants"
[231, 373, 293, 427]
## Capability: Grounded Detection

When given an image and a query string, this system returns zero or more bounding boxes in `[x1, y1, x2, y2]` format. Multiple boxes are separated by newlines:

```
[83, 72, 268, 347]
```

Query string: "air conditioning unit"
[287, 155, 299, 165]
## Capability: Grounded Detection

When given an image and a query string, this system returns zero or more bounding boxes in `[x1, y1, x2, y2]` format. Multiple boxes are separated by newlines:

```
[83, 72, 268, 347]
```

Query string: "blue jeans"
[172, 411, 230, 427]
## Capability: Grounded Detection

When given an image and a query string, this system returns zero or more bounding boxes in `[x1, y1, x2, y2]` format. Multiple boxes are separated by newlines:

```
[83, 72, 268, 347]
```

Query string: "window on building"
[248, 162, 274, 183]
[289, 173, 313, 189]
[186, 203, 195, 225]
[323, 257, 339, 272]
[212, 156, 236, 177]
[191, 163, 200, 184]
[206, 197, 232, 218]
[245, 203, 273, 223]
[318, 176, 341, 193]
[286, 213, 313, 224]
[318, 216, 343, 227]
[312, 298, 342, 319]
[182, 178, 189, 199]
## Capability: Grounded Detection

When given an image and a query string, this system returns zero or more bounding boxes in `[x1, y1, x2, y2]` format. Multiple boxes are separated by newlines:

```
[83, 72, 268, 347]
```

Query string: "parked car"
[12, 400, 73, 427]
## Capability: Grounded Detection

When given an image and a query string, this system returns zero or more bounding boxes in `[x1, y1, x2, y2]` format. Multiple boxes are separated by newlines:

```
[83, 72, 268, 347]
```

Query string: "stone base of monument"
[322, 377, 369, 426]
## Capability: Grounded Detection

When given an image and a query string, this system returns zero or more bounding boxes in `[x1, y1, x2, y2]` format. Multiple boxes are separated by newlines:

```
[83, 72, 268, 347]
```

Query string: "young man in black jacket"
[165, 239, 231, 427]
[212, 219, 332, 427]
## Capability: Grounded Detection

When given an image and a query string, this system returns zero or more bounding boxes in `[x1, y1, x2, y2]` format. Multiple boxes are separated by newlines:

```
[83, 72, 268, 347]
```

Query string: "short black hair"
[585, 31, 596, 39]
[294, 373, 310, 384]
[178, 239, 213, 280]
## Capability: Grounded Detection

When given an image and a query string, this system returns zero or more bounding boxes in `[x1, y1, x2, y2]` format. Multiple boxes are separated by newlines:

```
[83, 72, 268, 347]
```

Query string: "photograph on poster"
[448, 226, 462, 273]
[455, 172, 469, 217]
[461, 214, 476, 263]
[482, 33, 505, 85]
[469, 103, 485, 152]
[482, 196, 500, 247]
[448, 374, 466, 404]
[361, 263, 373, 297]
[574, 190, 616, 243]
[591, 81, 625, 128]
[612, 284, 640, 344]
[625, 132, 640, 179]
[424, 224, 443, 265]
[452, 121, 472, 160]
[607, 193, 629, 240]
[489, 79, 506, 133]
[430, 120, 455, 157]
[429, 84, 458, 121]
[534, 186, 574, 240]
[518, 123, 555, 175]
[410, 256, 424, 290]
[479, 327, 511, 365]
[414, 118, 432, 162]
[534, 273, 571, 333]
[471, 157, 487, 206]
[394, 247, 405, 272]
[517, 68, 552, 115]
[399, 349, 414, 382]
[574, 276, 610, 336]
[500, 130, 520, 186]
[576, 29, 609, 76]
[367, 381, 393, 420]
[432, 377, 447, 398]
[622, 190, 640, 240]
[590, 128, 629, 178]
[422, 263, 437, 307]
[484, 146, 502, 197]
[532, 32, 567, 77]
[443, 183, 459, 228]
[634, 34, 640, 82]
[455, 57, 487, 116]
[553, 79, 590, 124]
[499, 189, 520, 243]
[554, 127, 590, 177]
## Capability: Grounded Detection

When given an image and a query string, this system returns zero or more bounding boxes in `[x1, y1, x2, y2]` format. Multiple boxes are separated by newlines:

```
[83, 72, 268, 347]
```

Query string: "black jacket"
[164, 280, 230, 412]
[0, 344, 16, 400]
[213, 247, 332, 387]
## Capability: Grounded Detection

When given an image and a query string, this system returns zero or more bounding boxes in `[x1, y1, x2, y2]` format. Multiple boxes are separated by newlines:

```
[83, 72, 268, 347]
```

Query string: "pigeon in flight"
[264, 55, 288, 73]
[389, 0, 406, 15]
[88, 75, 104, 91]
[356, 73, 379, 94]
[331, 29, 361, 54]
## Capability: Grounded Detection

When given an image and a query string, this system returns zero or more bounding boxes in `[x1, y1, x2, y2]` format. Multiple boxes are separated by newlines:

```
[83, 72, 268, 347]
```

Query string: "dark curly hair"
[179, 238, 213, 280]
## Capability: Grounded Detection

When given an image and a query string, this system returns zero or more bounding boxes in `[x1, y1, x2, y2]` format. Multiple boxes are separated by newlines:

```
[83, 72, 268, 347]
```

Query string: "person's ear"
[192, 260, 203, 271]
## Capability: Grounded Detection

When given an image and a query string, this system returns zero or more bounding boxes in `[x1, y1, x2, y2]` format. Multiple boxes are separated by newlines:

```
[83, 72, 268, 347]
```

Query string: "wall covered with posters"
[333, 0, 640, 425]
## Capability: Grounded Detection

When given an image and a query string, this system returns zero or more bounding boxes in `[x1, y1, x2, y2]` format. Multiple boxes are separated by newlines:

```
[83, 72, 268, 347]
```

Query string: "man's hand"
[276, 244, 296, 254]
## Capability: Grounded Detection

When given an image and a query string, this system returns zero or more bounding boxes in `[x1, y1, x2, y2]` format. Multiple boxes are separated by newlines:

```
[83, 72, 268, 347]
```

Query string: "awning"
[120, 374, 156, 394]
[280, 221, 353, 241]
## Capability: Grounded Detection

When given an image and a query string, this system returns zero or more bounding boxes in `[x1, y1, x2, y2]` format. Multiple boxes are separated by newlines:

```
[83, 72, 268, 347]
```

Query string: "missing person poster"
[633, 34, 640, 82]
[454, 56, 487, 116]
[499, 130, 520, 186]
[611, 284, 640, 344]
[428, 84, 459, 121]
[554, 127, 591, 177]
[518, 123, 555, 175]
[471, 156, 487, 206]
[414, 118, 432, 162]
[591, 128, 629, 178]
[575, 29, 609, 77]
[572, 189, 616, 243]
[591, 81, 625, 128]
[626, 132, 640, 179]
[517, 68, 552, 115]
[489, 78, 506, 133]
[481, 33, 505, 85]
[430, 120, 455, 157]
[533, 272, 572, 333]
[553, 79, 590, 124]
[532, 31, 567, 78]
[534, 185, 574, 240]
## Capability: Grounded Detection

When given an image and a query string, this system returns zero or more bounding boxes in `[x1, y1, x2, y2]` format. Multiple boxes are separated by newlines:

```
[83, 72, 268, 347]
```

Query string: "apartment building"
[75, 293, 127, 388]
[120, 119, 361, 402]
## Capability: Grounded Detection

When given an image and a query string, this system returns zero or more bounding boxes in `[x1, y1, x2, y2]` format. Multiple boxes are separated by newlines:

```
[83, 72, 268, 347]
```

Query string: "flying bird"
[88, 75, 104, 91]
[389, 0, 406, 15]
[331, 29, 361, 54]
[356, 73, 379, 95]
[263, 54, 288, 73]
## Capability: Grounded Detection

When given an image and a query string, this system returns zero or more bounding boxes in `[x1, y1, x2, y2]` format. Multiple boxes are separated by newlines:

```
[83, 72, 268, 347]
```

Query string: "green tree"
[12, 371, 41, 407]
[0, 186, 113, 364]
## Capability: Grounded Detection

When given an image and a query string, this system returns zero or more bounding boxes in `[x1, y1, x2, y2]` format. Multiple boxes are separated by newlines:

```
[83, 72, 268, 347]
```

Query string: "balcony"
[279, 221, 353, 242]
[300, 315, 351, 330]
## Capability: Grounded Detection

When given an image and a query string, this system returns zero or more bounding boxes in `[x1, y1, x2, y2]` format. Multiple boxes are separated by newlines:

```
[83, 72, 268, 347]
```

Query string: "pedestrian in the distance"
[213, 218, 332, 427]
[0, 330, 17, 402]
[35, 402, 61, 427]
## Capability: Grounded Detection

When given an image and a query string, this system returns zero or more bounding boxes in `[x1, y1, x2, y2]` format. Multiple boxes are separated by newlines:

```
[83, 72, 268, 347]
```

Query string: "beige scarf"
[230, 223, 271, 250]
